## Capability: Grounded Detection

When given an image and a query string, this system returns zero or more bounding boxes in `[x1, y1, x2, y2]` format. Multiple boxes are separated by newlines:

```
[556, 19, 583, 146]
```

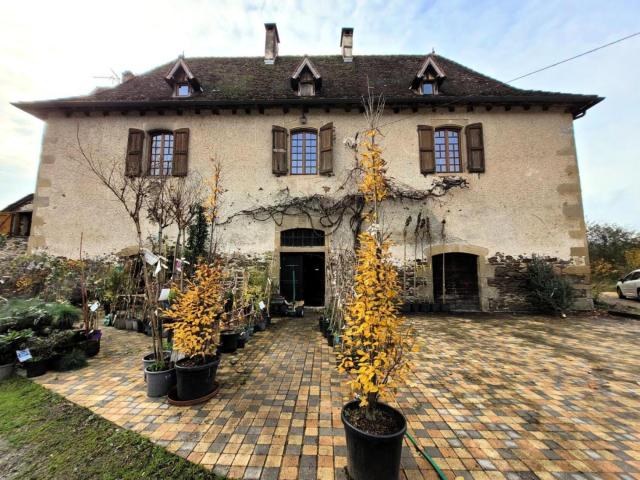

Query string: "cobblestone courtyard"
[34, 314, 640, 480]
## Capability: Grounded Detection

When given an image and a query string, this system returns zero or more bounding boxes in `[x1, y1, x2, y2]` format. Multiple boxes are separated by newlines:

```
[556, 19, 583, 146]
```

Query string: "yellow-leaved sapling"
[164, 263, 227, 365]
[338, 120, 417, 426]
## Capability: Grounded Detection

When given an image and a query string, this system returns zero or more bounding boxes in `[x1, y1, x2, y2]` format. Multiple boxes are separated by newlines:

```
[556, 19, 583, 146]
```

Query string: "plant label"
[90, 301, 100, 312]
[259, 301, 266, 310]
[158, 288, 170, 301]
[16, 349, 32, 362]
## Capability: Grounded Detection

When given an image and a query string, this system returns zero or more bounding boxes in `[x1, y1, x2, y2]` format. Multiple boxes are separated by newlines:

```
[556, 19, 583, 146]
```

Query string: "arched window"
[290, 129, 318, 175]
[149, 132, 174, 176]
[434, 127, 461, 173]
[281, 228, 325, 247]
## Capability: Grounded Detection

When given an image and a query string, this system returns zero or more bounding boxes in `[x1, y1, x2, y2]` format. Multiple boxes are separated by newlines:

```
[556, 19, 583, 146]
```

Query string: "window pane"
[290, 130, 318, 175]
[422, 82, 434, 95]
[434, 128, 461, 173]
[176, 84, 190, 96]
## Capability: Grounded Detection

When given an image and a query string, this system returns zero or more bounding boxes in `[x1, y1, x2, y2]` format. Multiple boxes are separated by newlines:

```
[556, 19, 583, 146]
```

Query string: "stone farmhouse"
[13, 24, 602, 311]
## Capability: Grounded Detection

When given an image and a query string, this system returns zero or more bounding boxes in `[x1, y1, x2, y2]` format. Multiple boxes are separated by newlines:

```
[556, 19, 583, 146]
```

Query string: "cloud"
[0, 0, 638, 228]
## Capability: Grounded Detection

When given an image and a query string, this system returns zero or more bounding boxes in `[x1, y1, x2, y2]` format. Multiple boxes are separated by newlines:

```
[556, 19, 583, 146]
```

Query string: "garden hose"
[405, 431, 447, 480]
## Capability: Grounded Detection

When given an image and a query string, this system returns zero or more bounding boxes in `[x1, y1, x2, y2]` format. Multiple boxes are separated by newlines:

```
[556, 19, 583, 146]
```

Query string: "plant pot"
[341, 400, 407, 480]
[136, 320, 145, 333]
[418, 302, 429, 313]
[46, 354, 62, 371]
[318, 316, 325, 331]
[84, 340, 100, 357]
[220, 331, 239, 353]
[237, 336, 246, 349]
[89, 329, 102, 341]
[327, 334, 334, 347]
[143, 351, 171, 381]
[175, 356, 220, 401]
[432, 303, 442, 313]
[410, 302, 420, 313]
[264, 315, 271, 327]
[145, 366, 176, 397]
[255, 320, 266, 332]
[0, 362, 15, 381]
[441, 303, 451, 313]
[400, 303, 411, 314]
[24, 359, 48, 378]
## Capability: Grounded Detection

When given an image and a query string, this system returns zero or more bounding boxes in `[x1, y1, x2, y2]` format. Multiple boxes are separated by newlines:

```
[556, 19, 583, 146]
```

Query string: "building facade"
[14, 25, 602, 311]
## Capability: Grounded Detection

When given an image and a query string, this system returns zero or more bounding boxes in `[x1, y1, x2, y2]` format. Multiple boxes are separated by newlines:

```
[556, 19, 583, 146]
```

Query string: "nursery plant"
[337, 95, 415, 480]
[164, 262, 226, 401]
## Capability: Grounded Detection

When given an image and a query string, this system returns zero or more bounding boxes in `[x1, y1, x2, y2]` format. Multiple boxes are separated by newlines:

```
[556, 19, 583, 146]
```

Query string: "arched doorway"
[433, 252, 480, 311]
[279, 228, 325, 306]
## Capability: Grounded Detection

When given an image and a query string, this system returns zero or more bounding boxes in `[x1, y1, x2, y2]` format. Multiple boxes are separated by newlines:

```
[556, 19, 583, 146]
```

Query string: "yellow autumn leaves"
[338, 129, 414, 408]
[164, 263, 227, 360]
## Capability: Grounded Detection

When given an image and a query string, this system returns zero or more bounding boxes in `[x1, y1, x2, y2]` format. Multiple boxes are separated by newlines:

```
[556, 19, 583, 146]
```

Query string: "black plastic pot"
[237, 336, 246, 349]
[84, 340, 100, 357]
[441, 303, 451, 313]
[264, 314, 271, 327]
[220, 331, 239, 353]
[432, 303, 442, 313]
[327, 333, 334, 347]
[400, 303, 411, 314]
[255, 320, 266, 332]
[24, 359, 48, 378]
[318, 316, 324, 331]
[175, 356, 220, 401]
[341, 400, 407, 480]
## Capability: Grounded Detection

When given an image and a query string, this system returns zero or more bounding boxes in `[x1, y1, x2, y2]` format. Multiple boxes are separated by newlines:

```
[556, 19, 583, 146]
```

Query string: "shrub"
[56, 349, 87, 371]
[0, 300, 79, 333]
[0, 234, 6, 249]
[526, 257, 575, 314]
[164, 263, 226, 361]
[44, 303, 81, 329]
[0, 329, 33, 364]
[0, 299, 51, 333]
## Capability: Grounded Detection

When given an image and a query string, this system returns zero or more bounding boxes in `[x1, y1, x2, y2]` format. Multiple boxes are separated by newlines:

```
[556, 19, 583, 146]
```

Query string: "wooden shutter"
[417, 125, 435, 174]
[125, 129, 144, 177]
[172, 128, 190, 176]
[319, 122, 334, 175]
[272, 126, 288, 175]
[466, 123, 485, 173]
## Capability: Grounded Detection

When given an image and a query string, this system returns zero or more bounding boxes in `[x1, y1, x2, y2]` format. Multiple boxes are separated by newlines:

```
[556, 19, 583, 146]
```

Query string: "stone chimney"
[340, 28, 353, 62]
[121, 70, 135, 83]
[264, 23, 280, 64]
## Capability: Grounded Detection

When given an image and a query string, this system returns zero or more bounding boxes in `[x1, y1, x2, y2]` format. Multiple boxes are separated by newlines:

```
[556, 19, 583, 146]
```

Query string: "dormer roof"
[290, 57, 322, 91]
[165, 57, 201, 92]
[411, 55, 446, 89]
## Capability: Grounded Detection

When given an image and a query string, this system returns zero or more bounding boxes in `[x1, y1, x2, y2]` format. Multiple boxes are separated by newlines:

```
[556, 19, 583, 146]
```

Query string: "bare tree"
[74, 126, 164, 364]
[166, 174, 204, 288]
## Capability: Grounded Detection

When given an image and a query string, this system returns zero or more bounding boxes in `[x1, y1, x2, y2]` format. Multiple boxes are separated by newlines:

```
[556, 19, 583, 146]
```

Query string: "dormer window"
[412, 55, 446, 95]
[165, 57, 201, 98]
[422, 81, 436, 95]
[291, 57, 322, 97]
[175, 83, 191, 97]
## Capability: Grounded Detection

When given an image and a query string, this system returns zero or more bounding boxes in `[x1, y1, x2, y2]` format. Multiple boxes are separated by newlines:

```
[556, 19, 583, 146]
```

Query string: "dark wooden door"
[280, 252, 325, 306]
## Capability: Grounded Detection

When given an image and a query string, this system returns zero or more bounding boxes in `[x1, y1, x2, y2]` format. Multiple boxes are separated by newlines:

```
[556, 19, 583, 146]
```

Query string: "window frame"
[147, 131, 175, 177]
[434, 126, 462, 174]
[174, 82, 191, 97]
[421, 81, 437, 95]
[289, 128, 319, 175]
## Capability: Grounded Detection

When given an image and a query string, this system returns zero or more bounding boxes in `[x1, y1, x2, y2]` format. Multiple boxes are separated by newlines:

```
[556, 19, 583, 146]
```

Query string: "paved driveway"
[34, 314, 640, 480]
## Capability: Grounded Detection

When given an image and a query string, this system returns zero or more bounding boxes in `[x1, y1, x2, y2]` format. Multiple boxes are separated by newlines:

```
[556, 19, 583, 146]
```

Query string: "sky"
[0, 0, 638, 228]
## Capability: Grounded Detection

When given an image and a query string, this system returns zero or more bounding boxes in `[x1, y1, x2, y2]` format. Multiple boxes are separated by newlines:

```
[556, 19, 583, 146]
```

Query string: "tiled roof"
[13, 54, 602, 118]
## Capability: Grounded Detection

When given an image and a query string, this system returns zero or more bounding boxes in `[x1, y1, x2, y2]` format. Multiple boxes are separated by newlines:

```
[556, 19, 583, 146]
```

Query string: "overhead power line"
[369, 30, 640, 133]
[506, 31, 640, 83]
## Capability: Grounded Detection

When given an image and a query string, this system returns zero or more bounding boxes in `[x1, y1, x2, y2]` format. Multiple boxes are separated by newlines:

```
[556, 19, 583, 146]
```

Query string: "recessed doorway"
[280, 252, 325, 306]
[433, 252, 480, 311]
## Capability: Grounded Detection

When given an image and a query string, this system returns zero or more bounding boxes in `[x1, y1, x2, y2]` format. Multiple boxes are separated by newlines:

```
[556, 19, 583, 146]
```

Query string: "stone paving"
[34, 314, 640, 480]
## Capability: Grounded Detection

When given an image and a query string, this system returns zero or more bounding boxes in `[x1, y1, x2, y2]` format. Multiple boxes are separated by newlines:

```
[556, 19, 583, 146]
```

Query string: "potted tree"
[165, 263, 225, 402]
[0, 329, 33, 381]
[337, 117, 415, 480]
